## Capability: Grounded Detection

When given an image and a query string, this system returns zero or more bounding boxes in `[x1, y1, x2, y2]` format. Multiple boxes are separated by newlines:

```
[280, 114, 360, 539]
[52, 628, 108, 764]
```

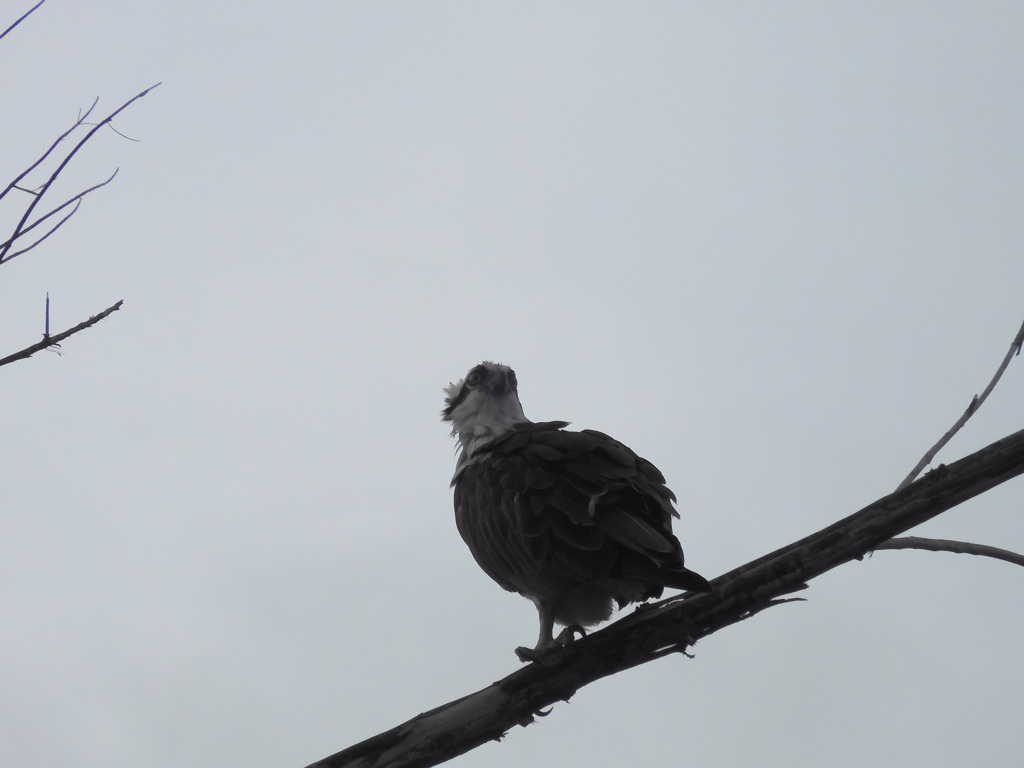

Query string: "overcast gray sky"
[2, 2, 1022, 766]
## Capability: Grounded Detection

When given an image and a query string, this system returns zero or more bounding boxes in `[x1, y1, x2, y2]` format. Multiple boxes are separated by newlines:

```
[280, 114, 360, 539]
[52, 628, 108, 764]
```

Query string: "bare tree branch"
[876, 318, 1024, 566]
[0, 0, 44, 44]
[2, 6, 154, 368]
[873, 536, 1024, 568]
[898, 317, 1024, 490]
[0, 83, 160, 264]
[309, 427, 1024, 768]
[0, 299, 123, 368]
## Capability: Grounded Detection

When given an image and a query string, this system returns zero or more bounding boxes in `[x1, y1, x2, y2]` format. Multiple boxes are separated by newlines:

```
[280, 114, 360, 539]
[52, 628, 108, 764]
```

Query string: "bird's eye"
[466, 371, 483, 387]
[508, 371, 517, 388]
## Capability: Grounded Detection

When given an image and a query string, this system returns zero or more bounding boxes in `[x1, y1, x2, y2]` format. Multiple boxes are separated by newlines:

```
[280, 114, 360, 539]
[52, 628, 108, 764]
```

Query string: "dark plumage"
[443, 362, 711, 660]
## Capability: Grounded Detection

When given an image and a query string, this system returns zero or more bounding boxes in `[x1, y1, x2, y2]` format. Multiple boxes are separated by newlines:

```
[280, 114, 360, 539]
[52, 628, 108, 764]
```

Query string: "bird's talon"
[515, 646, 539, 663]
[515, 626, 586, 662]
[554, 624, 586, 646]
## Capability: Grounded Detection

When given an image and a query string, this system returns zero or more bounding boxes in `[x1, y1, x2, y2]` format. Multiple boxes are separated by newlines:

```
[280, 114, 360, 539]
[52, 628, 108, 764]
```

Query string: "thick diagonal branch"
[311, 427, 1024, 768]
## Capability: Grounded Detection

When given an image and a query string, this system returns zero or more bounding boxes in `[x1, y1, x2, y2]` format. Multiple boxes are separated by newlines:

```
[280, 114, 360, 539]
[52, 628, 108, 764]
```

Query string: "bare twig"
[1, 172, 117, 260]
[0, 299, 123, 368]
[2, 199, 80, 259]
[0, 0, 44, 44]
[0, 83, 160, 264]
[0, 98, 99, 206]
[105, 124, 141, 142]
[873, 536, 1024, 569]
[898, 317, 1024, 490]
[308, 429, 1024, 768]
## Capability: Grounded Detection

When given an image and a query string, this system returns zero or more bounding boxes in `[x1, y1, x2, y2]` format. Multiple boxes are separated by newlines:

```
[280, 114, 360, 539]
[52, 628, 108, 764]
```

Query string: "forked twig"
[898, 317, 1024, 490]
[1, 172, 117, 260]
[879, 317, 1024, 569]
[0, 83, 161, 264]
[0, 97, 100, 206]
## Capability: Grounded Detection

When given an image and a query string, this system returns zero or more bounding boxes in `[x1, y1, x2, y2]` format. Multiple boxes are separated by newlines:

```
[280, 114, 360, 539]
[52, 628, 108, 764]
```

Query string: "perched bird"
[442, 361, 711, 661]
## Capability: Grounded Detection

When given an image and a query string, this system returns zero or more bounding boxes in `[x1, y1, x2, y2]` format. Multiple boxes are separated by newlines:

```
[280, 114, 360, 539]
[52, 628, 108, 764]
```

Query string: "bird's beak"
[489, 370, 516, 397]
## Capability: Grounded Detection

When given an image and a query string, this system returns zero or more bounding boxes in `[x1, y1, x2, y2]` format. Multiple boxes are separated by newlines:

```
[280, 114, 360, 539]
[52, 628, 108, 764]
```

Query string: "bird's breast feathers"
[451, 421, 692, 602]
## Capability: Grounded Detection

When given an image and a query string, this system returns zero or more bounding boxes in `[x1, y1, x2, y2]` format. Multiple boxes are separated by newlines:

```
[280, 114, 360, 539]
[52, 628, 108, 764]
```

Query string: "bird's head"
[442, 361, 529, 455]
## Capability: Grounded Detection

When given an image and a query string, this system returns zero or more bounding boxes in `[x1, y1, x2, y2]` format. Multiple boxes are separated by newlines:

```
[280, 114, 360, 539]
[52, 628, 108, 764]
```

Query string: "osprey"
[443, 361, 711, 661]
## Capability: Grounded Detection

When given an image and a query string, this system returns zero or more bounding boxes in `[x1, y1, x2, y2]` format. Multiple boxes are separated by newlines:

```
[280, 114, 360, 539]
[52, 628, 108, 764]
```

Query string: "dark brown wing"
[453, 421, 710, 604]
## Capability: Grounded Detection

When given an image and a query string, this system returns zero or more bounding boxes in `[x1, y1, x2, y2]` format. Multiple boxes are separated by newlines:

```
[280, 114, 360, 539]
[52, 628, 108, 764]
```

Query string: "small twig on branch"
[898, 317, 1024, 490]
[105, 124, 141, 142]
[873, 536, 1024, 569]
[0, 299, 123, 368]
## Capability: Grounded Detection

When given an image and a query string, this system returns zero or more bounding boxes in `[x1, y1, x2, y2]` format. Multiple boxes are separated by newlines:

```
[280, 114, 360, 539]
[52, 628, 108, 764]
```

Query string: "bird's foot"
[515, 625, 587, 662]
[515, 646, 542, 663]
[554, 624, 587, 645]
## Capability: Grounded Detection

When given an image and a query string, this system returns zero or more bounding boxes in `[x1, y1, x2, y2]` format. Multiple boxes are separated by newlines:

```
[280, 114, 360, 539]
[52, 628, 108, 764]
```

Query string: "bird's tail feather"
[660, 566, 713, 593]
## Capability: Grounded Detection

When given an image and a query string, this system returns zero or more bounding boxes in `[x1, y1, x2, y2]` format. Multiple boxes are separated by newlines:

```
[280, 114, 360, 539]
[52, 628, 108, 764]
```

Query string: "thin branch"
[309, 428, 1024, 768]
[0, 83, 160, 263]
[4, 169, 116, 242]
[873, 536, 1024, 569]
[1, 171, 119, 262]
[0, 0, 44, 44]
[898, 317, 1024, 490]
[0, 98, 99, 205]
[0, 299, 123, 368]
[104, 123, 141, 142]
[0, 199, 80, 260]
